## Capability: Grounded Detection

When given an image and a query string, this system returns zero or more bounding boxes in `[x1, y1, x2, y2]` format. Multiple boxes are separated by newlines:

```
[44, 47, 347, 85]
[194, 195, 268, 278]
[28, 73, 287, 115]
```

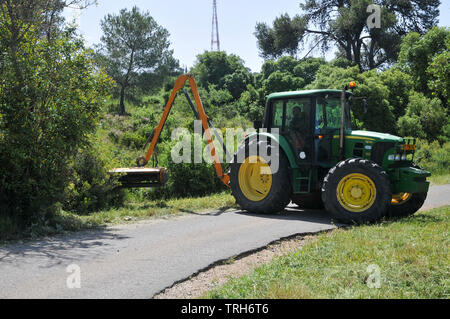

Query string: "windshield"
[315, 96, 351, 133]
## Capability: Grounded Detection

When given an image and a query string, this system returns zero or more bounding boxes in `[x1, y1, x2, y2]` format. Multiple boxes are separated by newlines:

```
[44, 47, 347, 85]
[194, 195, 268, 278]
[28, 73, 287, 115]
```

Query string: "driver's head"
[293, 106, 302, 117]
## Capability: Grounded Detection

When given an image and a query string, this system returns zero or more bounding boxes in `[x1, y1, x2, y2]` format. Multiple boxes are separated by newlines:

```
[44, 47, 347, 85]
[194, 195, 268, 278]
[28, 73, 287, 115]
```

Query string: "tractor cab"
[264, 89, 352, 167]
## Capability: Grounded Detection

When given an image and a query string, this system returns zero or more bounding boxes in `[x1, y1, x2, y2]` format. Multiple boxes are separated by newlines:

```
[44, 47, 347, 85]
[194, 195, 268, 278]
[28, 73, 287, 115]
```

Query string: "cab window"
[271, 100, 284, 129]
[315, 96, 351, 132]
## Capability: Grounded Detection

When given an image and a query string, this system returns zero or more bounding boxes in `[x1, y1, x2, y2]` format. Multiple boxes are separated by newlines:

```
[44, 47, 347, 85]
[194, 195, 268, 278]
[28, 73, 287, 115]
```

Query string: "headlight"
[388, 154, 395, 161]
[395, 154, 401, 161]
[401, 154, 407, 161]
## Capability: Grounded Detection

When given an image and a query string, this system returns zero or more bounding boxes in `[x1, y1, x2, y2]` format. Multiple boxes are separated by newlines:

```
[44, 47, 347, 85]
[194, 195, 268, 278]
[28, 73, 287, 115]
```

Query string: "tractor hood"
[350, 130, 403, 143]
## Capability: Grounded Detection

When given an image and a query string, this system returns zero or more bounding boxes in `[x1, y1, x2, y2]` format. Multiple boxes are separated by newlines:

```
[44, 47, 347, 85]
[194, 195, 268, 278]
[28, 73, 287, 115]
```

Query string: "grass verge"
[0, 192, 236, 243]
[429, 173, 450, 185]
[205, 206, 449, 299]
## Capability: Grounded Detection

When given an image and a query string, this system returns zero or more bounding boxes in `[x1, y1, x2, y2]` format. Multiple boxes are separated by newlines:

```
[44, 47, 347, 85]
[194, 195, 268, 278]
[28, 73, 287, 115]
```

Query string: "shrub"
[397, 92, 446, 142]
[64, 147, 124, 214]
[415, 140, 450, 175]
[0, 28, 112, 225]
[120, 132, 146, 149]
[148, 136, 228, 199]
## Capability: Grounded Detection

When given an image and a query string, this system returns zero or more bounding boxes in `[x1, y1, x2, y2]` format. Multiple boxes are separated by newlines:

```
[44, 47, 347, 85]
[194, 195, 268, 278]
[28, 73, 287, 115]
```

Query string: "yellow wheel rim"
[238, 156, 272, 201]
[392, 193, 412, 205]
[336, 173, 377, 213]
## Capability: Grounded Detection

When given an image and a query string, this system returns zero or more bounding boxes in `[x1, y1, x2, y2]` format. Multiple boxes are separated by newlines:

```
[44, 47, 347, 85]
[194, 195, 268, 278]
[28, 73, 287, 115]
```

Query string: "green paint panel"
[267, 89, 343, 100]
[391, 167, 431, 194]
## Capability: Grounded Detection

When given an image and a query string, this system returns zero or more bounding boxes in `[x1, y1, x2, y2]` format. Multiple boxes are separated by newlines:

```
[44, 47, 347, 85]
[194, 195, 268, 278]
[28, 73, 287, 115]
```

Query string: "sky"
[65, 0, 450, 73]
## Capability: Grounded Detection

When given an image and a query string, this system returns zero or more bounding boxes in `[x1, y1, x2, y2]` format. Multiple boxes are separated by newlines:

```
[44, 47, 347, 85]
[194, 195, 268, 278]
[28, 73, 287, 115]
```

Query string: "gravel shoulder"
[153, 234, 316, 299]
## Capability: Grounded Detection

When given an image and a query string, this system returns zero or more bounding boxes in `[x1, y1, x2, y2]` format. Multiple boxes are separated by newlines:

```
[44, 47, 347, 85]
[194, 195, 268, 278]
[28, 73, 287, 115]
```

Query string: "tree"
[221, 70, 253, 100]
[0, 2, 111, 223]
[96, 6, 179, 115]
[257, 56, 325, 95]
[379, 68, 414, 118]
[293, 57, 326, 85]
[262, 71, 304, 95]
[398, 26, 450, 102]
[427, 50, 450, 106]
[255, 0, 440, 70]
[307, 64, 398, 134]
[0, 1, 95, 42]
[0, 0, 95, 88]
[397, 92, 447, 142]
[191, 51, 251, 90]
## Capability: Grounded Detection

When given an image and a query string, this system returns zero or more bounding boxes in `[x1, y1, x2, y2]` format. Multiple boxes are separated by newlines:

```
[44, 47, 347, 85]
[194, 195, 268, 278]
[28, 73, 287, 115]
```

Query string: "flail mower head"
[109, 167, 169, 188]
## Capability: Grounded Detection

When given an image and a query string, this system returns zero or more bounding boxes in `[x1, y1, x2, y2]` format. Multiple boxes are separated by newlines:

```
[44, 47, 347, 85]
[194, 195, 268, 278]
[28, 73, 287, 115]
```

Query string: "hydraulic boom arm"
[139, 74, 230, 187]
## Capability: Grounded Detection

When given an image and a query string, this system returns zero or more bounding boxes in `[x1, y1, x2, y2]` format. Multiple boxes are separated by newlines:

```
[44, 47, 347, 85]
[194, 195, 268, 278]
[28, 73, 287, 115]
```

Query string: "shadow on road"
[233, 205, 341, 226]
[174, 205, 237, 216]
[0, 228, 130, 266]
[179, 202, 341, 227]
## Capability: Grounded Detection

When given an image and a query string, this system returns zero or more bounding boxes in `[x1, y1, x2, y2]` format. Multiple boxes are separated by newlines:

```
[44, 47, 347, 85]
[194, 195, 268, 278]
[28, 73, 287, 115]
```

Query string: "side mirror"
[253, 120, 262, 130]
[362, 99, 368, 113]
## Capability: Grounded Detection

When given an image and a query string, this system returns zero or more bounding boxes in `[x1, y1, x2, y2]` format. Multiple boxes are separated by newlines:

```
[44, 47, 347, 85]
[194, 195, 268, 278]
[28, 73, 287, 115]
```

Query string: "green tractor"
[230, 82, 430, 224]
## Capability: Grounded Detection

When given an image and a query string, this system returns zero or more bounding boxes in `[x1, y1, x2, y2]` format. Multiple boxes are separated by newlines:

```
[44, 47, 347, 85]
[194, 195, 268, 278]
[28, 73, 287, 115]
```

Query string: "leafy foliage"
[398, 26, 450, 99]
[191, 51, 252, 99]
[0, 15, 112, 224]
[427, 50, 450, 106]
[255, 0, 440, 70]
[95, 6, 180, 114]
[65, 146, 124, 214]
[415, 140, 450, 175]
[397, 92, 447, 142]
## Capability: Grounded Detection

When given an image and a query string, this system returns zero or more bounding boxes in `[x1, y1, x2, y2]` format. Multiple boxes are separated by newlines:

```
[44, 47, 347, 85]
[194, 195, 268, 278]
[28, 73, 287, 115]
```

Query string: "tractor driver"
[289, 106, 307, 152]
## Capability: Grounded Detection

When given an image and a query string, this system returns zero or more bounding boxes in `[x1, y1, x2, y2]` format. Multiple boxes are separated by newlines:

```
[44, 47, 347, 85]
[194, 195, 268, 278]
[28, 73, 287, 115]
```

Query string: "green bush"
[147, 137, 228, 199]
[415, 140, 450, 175]
[120, 131, 146, 149]
[0, 26, 112, 225]
[398, 92, 447, 142]
[64, 147, 124, 214]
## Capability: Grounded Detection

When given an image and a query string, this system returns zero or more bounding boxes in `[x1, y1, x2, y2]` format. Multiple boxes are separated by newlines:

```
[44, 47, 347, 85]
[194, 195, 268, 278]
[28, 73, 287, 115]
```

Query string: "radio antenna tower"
[211, 0, 220, 51]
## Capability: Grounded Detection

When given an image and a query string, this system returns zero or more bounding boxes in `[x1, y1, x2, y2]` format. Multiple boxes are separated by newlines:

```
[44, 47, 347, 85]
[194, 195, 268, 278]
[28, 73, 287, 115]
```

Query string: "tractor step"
[109, 167, 169, 188]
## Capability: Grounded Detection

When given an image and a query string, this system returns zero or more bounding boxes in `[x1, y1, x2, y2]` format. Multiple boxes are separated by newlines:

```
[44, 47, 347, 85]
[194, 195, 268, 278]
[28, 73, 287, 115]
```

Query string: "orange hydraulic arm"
[139, 74, 230, 187]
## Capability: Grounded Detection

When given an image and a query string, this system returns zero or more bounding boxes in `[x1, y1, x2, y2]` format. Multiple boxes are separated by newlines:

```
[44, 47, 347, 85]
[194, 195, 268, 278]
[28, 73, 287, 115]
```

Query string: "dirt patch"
[153, 234, 315, 299]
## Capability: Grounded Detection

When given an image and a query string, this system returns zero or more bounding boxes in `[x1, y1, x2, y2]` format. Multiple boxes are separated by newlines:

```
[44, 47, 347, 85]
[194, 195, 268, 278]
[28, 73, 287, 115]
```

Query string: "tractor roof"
[267, 89, 350, 100]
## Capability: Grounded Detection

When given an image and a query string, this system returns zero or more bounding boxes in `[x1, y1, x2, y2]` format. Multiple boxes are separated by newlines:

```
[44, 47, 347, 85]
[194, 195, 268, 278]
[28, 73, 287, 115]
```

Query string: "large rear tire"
[230, 139, 291, 214]
[388, 192, 427, 218]
[322, 158, 392, 224]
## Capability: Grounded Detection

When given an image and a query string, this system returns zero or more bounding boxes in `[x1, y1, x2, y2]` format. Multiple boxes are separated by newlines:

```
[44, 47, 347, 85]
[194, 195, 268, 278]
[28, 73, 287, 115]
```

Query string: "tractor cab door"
[270, 97, 313, 164]
[314, 95, 346, 166]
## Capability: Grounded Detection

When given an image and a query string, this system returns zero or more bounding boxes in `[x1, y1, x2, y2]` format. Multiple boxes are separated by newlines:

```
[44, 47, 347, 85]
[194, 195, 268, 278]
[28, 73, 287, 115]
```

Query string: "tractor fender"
[244, 132, 298, 169]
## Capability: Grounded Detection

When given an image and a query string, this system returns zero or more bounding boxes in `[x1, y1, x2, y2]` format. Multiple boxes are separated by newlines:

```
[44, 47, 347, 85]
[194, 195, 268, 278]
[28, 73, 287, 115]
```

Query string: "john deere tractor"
[230, 82, 430, 224]
[112, 76, 429, 225]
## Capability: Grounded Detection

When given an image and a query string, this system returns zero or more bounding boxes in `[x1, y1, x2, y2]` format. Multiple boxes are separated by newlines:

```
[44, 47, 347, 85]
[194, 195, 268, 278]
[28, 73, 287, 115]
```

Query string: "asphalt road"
[0, 184, 448, 298]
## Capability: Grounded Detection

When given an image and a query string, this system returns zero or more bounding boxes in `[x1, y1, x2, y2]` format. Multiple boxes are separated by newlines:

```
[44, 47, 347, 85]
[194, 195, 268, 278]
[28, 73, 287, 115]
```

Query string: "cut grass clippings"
[205, 206, 450, 299]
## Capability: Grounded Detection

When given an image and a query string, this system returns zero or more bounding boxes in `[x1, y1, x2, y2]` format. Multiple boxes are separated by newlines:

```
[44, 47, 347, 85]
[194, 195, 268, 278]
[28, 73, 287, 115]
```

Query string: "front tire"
[230, 139, 291, 214]
[388, 192, 427, 218]
[322, 158, 392, 224]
